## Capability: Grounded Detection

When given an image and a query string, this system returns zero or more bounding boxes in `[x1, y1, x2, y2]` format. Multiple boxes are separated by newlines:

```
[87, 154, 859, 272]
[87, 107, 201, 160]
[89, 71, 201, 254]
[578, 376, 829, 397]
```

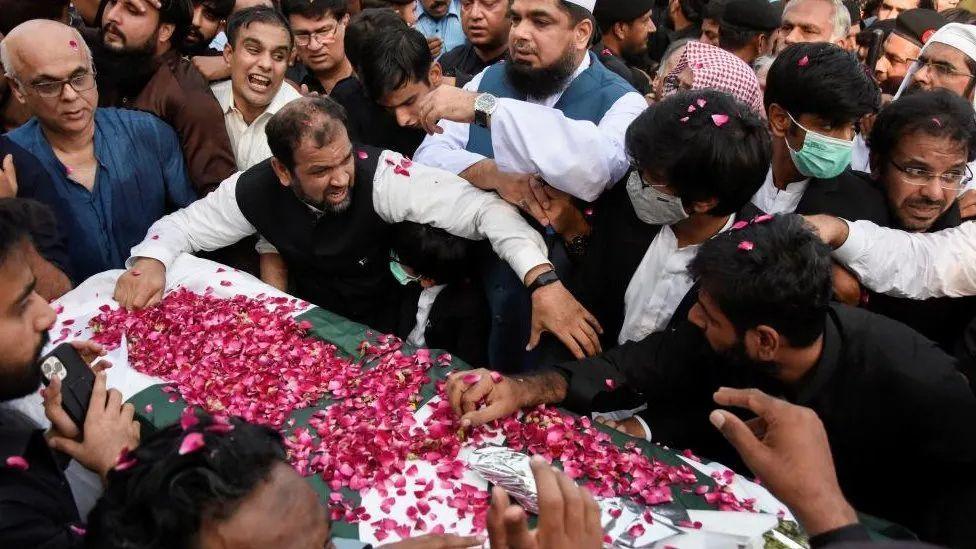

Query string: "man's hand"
[488, 456, 603, 549]
[803, 214, 850, 249]
[417, 85, 480, 134]
[379, 534, 484, 548]
[445, 368, 524, 428]
[191, 55, 231, 82]
[43, 371, 140, 480]
[113, 257, 166, 310]
[831, 263, 862, 307]
[958, 190, 976, 219]
[427, 36, 443, 58]
[526, 274, 603, 359]
[0, 154, 17, 198]
[494, 172, 550, 226]
[710, 388, 858, 537]
[542, 186, 588, 238]
[594, 416, 646, 439]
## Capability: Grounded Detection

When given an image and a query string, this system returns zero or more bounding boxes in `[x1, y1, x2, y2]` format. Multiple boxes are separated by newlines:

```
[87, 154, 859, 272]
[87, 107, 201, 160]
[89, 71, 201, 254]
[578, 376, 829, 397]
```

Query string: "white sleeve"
[412, 71, 488, 175]
[490, 92, 647, 202]
[372, 150, 550, 281]
[833, 219, 976, 299]
[127, 172, 258, 270]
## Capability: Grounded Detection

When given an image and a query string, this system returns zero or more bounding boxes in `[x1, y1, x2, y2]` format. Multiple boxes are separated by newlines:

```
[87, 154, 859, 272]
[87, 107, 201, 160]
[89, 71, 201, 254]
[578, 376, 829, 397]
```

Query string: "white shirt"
[834, 219, 976, 299]
[129, 150, 551, 283]
[413, 55, 648, 202]
[617, 216, 737, 344]
[750, 168, 810, 214]
[211, 79, 302, 170]
[406, 284, 447, 347]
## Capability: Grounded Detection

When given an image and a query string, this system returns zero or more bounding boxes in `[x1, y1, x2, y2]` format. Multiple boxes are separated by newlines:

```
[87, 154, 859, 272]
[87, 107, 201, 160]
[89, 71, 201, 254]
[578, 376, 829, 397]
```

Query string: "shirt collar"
[791, 307, 842, 406]
[213, 79, 296, 122]
[418, 0, 460, 19]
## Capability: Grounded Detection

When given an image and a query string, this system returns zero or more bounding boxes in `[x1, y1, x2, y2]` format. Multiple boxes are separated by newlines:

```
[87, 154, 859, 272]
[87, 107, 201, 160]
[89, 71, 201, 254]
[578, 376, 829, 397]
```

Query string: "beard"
[718, 338, 779, 379]
[97, 24, 158, 86]
[897, 196, 948, 231]
[291, 182, 354, 215]
[505, 46, 581, 100]
[879, 74, 905, 96]
[0, 331, 49, 402]
[620, 45, 652, 72]
[181, 30, 214, 56]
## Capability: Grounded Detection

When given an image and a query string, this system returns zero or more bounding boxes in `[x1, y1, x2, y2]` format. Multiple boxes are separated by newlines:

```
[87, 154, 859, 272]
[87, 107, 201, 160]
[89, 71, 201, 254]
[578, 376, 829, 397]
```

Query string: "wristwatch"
[527, 270, 560, 294]
[474, 93, 498, 128]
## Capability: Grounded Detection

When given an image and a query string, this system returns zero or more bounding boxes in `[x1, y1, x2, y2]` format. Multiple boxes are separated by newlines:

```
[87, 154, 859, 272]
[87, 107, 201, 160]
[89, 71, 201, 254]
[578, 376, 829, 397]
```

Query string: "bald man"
[1, 20, 197, 283]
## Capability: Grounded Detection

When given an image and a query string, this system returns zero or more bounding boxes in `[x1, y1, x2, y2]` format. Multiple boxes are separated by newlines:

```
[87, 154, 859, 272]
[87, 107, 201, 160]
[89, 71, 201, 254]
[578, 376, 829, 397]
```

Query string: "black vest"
[235, 146, 399, 330]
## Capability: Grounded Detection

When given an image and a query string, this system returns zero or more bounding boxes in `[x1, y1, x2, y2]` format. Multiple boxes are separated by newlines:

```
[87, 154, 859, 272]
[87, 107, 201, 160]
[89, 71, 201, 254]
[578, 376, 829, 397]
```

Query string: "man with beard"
[2, 20, 197, 282]
[411, 0, 645, 370]
[873, 9, 946, 96]
[415, 0, 467, 56]
[716, 0, 781, 64]
[440, 0, 511, 88]
[80, 0, 238, 196]
[647, 0, 704, 63]
[0, 200, 140, 548]
[445, 214, 976, 548]
[592, 0, 655, 95]
[115, 96, 602, 359]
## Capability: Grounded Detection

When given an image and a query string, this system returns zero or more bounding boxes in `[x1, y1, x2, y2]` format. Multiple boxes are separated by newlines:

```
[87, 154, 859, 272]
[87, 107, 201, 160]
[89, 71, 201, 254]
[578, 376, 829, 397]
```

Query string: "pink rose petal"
[737, 241, 754, 251]
[69, 524, 86, 536]
[731, 220, 749, 230]
[696, 98, 706, 108]
[461, 373, 481, 385]
[798, 55, 810, 66]
[752, 214, 773, 224]
[151, 235, 159, 240]
[144, 404, 153, 413]
[605, 378, 616, 389]
[5, 456, 28, 470]
[711, 114, 730, 127]
[489, 371, 503, 383]
[628, 523, 646, 537]
[687, 104, 696, 113]
[178, 432, 206, 455]
[680, 116, 690, 123]
[220, 280, 232, 287]
[357, 151, 368, 159]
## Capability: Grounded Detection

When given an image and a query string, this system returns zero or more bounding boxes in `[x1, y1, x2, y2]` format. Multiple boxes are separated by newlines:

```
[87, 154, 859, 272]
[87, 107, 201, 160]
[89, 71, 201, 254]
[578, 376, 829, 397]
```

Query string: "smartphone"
[866, 28, 886, 73]
[39, 343, 95, 427]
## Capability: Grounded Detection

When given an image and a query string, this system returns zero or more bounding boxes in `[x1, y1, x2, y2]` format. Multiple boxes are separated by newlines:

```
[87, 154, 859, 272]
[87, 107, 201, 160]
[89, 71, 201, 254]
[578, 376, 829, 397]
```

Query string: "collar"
[213, 79, 296, 122]
[765, 167, 809, 193]
[791, 307, 842, 406]
[419, 0, 461, 19]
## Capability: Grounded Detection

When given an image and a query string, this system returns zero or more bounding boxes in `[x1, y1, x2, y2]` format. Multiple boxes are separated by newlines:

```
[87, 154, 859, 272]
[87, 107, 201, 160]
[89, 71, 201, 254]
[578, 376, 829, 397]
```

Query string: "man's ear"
[767, 103, 791, 138]
[158, 22, 176, 47]
[748, 325, 781, 362]
[612, 21, 628, 42]
[223, 43, 233, 66]
[7, 76, 27, 105]
[271, 158, 294, 188]
[574, 17, 593, 50]
[429, 61, 443, 87]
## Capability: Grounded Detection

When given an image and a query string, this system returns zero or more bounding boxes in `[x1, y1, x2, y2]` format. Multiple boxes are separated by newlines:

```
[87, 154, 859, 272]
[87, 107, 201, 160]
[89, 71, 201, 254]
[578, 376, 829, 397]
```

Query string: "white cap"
[565, 0, 597, 11]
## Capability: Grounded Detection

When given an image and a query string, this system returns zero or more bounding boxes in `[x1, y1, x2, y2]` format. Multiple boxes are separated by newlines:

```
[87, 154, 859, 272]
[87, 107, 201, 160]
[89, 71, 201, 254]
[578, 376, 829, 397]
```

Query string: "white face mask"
[626, 171, 690, 225]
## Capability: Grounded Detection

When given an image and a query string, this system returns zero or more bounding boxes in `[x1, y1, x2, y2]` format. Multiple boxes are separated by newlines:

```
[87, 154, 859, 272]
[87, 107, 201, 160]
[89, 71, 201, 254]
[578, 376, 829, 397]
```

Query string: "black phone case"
[39, 343, 95, 427]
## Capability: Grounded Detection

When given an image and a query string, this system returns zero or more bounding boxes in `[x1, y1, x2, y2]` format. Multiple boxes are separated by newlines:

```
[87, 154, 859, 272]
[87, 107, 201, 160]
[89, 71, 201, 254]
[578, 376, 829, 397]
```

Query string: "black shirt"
[0, 408, 83, 548]
[439, 43, 508, 89]
[328, 77, 426, 158]
[592, 42, 652, 96]
[550, 304, 976, 546]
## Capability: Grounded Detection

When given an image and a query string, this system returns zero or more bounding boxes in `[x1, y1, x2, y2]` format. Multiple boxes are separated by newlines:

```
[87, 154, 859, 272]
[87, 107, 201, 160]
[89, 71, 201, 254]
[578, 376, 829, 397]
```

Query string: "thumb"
[709, 409, 769, 467]
[525, 323, 541, 351]
[48, 435, 84, 457]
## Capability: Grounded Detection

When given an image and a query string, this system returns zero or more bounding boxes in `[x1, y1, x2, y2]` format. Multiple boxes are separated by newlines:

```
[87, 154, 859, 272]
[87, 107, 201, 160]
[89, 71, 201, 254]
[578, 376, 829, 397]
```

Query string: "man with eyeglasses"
[872, 8, 946, 95]
[281, 0, 355, 96]
[0, 20, 197, 283]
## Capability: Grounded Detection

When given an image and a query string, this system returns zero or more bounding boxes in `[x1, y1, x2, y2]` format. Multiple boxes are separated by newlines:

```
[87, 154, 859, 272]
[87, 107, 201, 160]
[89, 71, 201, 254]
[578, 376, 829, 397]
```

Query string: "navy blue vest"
[466, 51, 635, 158]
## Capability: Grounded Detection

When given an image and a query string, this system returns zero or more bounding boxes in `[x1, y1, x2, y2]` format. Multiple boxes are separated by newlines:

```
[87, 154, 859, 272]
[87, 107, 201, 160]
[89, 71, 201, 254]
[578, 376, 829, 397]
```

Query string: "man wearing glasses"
[281, 0, 354, 96]
[0, 20, 197, 283]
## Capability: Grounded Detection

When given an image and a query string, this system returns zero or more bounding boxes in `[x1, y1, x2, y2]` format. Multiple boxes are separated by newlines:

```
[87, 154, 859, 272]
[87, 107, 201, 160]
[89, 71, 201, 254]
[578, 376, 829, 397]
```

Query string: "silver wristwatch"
[474, 93, 498, 128]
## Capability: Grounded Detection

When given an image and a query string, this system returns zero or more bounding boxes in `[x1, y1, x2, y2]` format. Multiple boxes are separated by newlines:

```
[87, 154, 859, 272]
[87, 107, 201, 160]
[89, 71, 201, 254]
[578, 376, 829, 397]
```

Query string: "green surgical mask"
[389, 258, 421, 286]
[785, 112, 854, 180]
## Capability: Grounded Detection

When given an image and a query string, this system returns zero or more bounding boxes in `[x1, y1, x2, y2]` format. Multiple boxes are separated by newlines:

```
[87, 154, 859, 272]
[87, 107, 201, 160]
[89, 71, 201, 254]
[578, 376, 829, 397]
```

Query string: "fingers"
[105, 389, 123, 417]
[525, 321, 543, 352]
[69, 340, 106, 365]
[43, 377, 81, 440]
[575, 319, 602, 356]
[445, 376, 467, 418]
[709, 409, 770, 471]
[460, 399, 513, 428]
[0, 153, 16, 196]
[532, 456, 564, 535]
[522, 195, 550, 227]
[459, 376, 494, 416]
[555, 465, 584, 539]
[48, 435, 84, 456]
[488, 486, 512, 549]
[120, 402, 135, 423]
[553, 328, 586, 359]
[712, 387, 775, 418]
[433, 534, 486, 548]
[581, 308, 604, 336]
[502, 505, 535, 549]
[528, 178, 550, 210]
[581, 483, 602, 539]
[88, 371, 108, 415]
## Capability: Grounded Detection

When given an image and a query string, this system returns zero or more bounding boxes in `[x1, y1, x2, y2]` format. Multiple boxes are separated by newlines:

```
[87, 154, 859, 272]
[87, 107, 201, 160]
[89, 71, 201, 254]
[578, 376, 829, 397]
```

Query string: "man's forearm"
[514, 370, 568, 408]
[459, 159, 500, 192]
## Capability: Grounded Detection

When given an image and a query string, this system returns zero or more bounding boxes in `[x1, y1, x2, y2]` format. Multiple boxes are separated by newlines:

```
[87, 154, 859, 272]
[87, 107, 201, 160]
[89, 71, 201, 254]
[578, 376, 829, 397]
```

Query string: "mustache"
[102, 21, 125, 40]
[904, 196, 947, 209]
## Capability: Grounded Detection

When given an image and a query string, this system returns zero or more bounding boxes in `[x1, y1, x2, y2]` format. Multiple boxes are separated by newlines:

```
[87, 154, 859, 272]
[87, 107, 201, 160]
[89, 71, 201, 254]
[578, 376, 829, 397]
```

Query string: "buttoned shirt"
[7, 109, 197, 282]
[407, 284, 448, 347]
[617, 216, 736, 344]
[211, 80, 302, 170]
[414, 0, 467, 56]
[413, 55, 648, 202]
[750, 168, 810, 214]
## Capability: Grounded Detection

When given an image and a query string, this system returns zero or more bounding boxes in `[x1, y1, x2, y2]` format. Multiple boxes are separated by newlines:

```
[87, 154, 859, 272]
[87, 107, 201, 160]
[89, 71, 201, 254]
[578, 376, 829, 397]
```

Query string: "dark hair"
[195, 0, 235, 20]
[391, 222, 474, 284]
[345, 8, 408, 71]
[280, 0, 347, 20]
[266, 96, 349, 171]
[226, 5, 293, 49]
[941, 7, 976, 24]
[868, 89, 976, 165]
[0, 0, 69, 35]
[0, 199, 33, 265]
[358, 25, 432, 101]
[161, 0, 195, 44]
[718, 24, 770, 52]
[625, 90, 772, 216]
[689, 214, 832, 346]
[764, 42, 880, 125]
[85, 413, 286, 549]
[679, 0, 705, 23]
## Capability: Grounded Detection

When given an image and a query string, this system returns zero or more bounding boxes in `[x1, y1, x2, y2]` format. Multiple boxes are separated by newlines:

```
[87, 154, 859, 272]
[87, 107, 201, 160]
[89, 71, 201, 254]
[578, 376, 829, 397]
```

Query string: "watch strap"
[527, 270, 560, 294]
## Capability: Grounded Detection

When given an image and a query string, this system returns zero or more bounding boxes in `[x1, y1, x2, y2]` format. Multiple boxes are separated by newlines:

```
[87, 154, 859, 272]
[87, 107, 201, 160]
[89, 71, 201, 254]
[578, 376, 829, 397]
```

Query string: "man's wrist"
[795, 491, 858, 537]
[512, 371, 568, 408]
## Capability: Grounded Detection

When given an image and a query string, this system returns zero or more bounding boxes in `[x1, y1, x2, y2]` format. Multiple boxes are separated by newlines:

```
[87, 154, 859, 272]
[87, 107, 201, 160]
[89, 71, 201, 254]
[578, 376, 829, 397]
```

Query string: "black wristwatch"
[527, 270, 560, 294]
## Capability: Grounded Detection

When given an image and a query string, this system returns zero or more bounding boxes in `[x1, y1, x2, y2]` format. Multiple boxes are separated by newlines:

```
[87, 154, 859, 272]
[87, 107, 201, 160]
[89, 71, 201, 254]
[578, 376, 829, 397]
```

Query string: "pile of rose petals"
[89, 289, 349, 427]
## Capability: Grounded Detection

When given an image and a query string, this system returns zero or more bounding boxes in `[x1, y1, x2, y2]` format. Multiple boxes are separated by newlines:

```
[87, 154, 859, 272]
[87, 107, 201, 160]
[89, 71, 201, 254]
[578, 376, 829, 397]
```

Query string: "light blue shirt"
[414, 0, 467, 56]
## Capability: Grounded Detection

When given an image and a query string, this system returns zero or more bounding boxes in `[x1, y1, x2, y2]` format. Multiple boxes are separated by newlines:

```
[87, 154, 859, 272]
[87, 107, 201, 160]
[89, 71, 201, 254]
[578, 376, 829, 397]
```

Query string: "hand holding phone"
[39, 343, 96, 428]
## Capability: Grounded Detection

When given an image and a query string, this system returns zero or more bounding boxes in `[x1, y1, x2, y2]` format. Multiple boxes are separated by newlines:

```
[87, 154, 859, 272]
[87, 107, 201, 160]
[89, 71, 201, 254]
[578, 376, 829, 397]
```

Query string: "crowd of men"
[2, 0, 976, 546]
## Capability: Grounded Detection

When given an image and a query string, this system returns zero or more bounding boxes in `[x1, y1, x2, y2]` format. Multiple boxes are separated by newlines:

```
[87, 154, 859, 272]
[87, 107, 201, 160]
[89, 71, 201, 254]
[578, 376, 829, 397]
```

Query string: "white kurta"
[406, 284, 447, 347]
[834, 219, 976, 299]
[129, 150, 551, 282]
[750, 168, 810, 214]
[413, 55, 648, 202]
[617, 216, 736, 344]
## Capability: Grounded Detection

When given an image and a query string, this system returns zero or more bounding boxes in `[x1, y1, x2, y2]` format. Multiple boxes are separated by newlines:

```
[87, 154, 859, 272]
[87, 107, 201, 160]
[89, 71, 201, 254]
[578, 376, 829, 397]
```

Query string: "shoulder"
[439, 45, 467, 70]
[5, 119, 42, 149]
[99, 107, 175, 136]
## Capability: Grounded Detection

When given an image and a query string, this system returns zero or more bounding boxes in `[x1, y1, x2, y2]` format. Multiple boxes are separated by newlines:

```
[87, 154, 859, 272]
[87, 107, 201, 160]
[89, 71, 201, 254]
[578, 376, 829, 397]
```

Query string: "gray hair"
[0, 25, 94, 82]
[783, 0, 851, 42]
[753, 54, 776, 75]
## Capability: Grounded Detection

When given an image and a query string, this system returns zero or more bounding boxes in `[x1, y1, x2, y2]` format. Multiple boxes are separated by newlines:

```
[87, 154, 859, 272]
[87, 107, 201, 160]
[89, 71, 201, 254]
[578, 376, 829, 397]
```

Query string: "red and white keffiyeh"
[663, 41, 764, 115]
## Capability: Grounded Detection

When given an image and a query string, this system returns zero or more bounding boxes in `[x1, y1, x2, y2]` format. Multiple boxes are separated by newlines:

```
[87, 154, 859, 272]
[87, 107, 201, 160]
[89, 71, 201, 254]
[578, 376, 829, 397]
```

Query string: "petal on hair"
[178, 432, 206, 455]
[687, 105, 696, 113]
[711, 114, 730, 127]
[357, 151, 368, 160]
[680, 116, 690, 123]
[731, 220, 749, 230]
[798, 55, 810, 66]
[737, 241, 755, 251]
[696, 99, 707, 108]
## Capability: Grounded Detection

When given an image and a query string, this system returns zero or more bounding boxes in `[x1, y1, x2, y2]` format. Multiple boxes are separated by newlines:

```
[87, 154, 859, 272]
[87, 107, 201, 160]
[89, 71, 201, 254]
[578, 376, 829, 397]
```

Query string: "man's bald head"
[0, 20, 93, 82]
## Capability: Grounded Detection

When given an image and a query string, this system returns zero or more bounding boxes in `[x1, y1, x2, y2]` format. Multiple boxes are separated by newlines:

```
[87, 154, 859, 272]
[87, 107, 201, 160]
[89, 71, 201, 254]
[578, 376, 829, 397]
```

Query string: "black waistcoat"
[235, 146, 399, 330]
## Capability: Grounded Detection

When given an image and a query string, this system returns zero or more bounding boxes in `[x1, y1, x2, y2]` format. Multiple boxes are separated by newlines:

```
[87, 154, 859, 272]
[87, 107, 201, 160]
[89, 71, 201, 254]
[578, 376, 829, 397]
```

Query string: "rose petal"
[144, 404, 153, 413]
[680, 116, 690, 123]
[489, 371, 503, 383]
[5, 456, 28, 470]
[731, 220, 749, 230]
[628, 523, 646, 537]
[752, 214, 773, 224]
[461, 373, 481, 385]
[69, 524, 86, 536]
[178, 432, 206, 455]
[737, 241, 754, 251]
[605, 378, 616, 389]
[798, 55, 810, 66]
[711, 114, 730, 127]
[696, 99, 706, 107]
[357, 151, 368, 159]
[687, 104, 696, 113]
[220, 281, 233, 287]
